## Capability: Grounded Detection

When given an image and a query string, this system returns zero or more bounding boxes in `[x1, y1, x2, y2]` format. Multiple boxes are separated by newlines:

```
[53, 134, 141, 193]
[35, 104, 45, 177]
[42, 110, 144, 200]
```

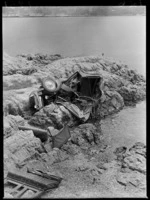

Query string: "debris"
[52, 125, 71, 149]
[29, 71, 104, 122]
[5, 168, 62, 198]
[18, 125, 49, 142]
[48, 126, 60, 137]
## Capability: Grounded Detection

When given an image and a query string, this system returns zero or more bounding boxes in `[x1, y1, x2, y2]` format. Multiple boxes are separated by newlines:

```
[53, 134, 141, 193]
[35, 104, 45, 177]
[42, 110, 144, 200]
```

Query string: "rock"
[90, 168, 103, 176]
[89, 149, 99, 156]
[44, 143, 53, 153]
[61, 143, 81, 155]
[3, 52, 63, 76]
[39, 149, 69, 165]
[26, 159, 52, 173]
[114, 146, 127, 155]
[116, 171, 146, 189]
[96, 163, 107, 170]
[4, 130, 45, 171]
[3, 74, 39, 90]
[129, 142, 146, 158]
[4, 115, 22, 138]
[115, 142, 146, 192]
[29, 103, 73, 129]
[123, 153, 146, 174]
[113, 146, 127, 161]
[120, 143, 146, 174]
[98, 90, 124, 118]
[70, 123, 101, 147]
[3, 87, 37, 117]
[117, 85, 146, 105]
[76, 166, 89, 172]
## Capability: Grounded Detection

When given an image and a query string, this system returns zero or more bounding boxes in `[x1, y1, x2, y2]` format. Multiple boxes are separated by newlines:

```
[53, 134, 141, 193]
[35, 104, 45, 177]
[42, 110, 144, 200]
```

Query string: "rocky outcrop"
[114, 142, 146, 190]
[3, 53, 146, 121]
[116, 170, 146, 190]
[117, 84, 146, 106]
[3, 52, 63, 76]
[4, 130, 45, 173]
[17, 53, 63, 66]
[122, 142, 146, 174]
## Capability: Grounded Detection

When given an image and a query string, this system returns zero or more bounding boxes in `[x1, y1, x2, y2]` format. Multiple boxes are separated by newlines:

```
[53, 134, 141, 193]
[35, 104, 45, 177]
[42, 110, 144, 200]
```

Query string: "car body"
[29, 70, 104, 122]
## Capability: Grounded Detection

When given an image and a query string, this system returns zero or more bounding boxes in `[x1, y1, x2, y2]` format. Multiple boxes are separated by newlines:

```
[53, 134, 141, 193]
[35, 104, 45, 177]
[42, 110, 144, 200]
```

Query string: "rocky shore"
[3, 52, 146, 198]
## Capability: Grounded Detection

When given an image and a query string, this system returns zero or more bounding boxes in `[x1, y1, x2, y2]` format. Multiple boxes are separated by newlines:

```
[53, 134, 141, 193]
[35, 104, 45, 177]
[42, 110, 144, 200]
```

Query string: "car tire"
[42, 77, 62, 93]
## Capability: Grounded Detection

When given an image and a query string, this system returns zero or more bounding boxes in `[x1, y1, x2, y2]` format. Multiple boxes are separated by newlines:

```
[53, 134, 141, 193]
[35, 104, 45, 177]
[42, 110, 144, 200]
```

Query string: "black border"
[1, 2, 148, 200]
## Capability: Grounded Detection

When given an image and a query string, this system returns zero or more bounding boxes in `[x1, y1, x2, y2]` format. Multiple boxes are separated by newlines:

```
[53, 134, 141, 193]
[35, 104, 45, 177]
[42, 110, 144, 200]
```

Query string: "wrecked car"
[29, 70, 104, 122]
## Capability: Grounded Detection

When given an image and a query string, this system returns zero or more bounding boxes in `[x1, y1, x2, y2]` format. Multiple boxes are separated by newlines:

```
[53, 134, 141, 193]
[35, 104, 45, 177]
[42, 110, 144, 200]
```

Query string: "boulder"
[98, 90, 124, 118]
[70, 123, 101, 147]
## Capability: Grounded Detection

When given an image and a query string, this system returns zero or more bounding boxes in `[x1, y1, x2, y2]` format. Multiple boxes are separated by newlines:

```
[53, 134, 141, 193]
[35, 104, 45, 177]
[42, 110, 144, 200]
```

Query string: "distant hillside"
[2, 6, 146, 17]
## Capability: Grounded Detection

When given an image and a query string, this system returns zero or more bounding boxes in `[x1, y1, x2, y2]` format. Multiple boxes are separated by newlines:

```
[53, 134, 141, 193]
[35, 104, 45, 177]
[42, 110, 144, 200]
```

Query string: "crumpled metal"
[57, 101, 92, 122]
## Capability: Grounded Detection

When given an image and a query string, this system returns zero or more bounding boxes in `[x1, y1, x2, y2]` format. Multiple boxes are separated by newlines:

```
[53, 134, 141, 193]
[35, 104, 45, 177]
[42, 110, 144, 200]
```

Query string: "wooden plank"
[14, 186, 28, 198]
[11, 184, 23, 192]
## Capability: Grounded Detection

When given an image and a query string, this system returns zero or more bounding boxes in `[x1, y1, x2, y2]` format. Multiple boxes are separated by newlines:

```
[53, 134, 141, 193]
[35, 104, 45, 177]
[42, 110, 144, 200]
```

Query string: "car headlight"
[44, 80, 56, 91]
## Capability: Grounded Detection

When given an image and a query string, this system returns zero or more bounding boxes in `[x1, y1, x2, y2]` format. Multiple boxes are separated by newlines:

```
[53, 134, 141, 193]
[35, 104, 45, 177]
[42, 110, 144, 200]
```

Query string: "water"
[101, 101, 146, 150]
[2, 16, 146, 76]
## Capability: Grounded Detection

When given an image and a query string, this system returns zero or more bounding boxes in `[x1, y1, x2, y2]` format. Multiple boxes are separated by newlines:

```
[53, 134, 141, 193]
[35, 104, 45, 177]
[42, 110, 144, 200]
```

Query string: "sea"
[3, 16, 146, 76]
